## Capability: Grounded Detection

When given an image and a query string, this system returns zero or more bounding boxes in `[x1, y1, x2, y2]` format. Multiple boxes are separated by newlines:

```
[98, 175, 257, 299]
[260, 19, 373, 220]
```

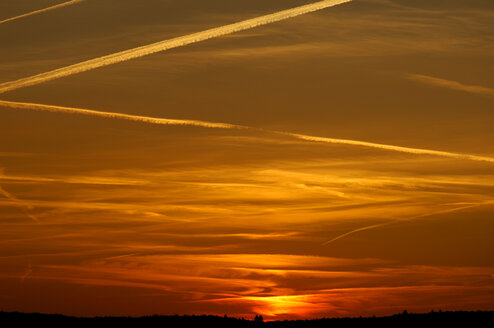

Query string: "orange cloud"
[406, 74, 494, 97]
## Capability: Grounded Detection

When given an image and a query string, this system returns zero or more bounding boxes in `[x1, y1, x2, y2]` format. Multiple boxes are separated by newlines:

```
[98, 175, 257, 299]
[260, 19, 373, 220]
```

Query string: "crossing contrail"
[0, 0, 351, 94]
[0, 0, 86, 25]
[2, 99, 494, 164]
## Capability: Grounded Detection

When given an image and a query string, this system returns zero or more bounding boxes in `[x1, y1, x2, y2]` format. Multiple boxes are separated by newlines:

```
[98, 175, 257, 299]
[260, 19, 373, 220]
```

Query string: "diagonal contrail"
[281, 133, 494, 163]
[2, 99, 494, 164]
[0, 0, 351, 94]
[0, 0, 86, 25]
[321, 201, 494, 246]
[0, 99, 242, 129]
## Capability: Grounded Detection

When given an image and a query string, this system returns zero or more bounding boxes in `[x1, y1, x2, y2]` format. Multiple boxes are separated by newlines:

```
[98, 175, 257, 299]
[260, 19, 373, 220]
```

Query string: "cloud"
[0, 172, 149, 186]
[406, 73, 494, 97]
[9, 254, 493, 319]
[0, 0, 86, 25]
[0, 185, 38, 223]
[0, 0, 351, 94]
[0, 152, 33, 157]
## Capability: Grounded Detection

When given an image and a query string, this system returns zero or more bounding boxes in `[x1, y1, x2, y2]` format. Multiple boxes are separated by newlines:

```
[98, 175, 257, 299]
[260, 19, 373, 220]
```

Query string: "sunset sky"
[1, 0, 493, 320]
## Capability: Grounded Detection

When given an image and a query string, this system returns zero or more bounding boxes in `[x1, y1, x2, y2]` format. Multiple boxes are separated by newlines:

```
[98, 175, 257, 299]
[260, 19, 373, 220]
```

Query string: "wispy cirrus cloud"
[6, 254, 493, 319]
[0, 185, 38, 223]
[406, 73, 494, 97]
[0, 152, 34, 157]
[0, 173, 148, 186]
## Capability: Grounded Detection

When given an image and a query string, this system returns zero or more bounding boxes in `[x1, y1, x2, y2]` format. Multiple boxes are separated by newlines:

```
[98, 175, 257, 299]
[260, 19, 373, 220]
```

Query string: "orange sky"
[0, 0, 493, 320]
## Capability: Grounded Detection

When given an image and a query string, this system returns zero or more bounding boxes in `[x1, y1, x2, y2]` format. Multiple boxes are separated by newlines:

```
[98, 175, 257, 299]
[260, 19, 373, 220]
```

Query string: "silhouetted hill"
[0, 310, 493, 327]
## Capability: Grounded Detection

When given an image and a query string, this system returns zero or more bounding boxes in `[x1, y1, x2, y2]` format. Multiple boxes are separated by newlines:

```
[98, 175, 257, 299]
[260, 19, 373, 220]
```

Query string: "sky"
[0, 0, 494, 321]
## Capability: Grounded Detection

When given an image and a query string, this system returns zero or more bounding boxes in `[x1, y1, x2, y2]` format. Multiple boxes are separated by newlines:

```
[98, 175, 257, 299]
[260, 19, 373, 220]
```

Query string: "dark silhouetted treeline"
[267, 311, 494, 327]
[0, 310, 493, 327]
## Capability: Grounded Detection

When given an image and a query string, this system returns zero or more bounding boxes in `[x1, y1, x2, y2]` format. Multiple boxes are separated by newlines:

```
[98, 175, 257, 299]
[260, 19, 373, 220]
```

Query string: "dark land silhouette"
[1, 310, 493, 327]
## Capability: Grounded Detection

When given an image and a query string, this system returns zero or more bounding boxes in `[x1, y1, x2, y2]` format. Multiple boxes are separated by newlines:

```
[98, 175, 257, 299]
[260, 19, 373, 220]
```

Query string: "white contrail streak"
[282, 133, 494, 163]
[0, 0, 351, 94]
[0, 0, 86, 25]
[2, 99, 494, 164]
[0, 100, 243, 129]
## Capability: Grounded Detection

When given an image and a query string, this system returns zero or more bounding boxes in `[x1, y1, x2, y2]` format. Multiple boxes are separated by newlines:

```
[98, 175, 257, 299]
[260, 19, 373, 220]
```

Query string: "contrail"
[322, 222, 389, 245]
[2, 99, 494, 164]
[0, 0, 351, 94]
[0, 100, 243, 129]
[321, 202, 494, 246]
[0, 0, 86, 25]
[281, 133, 494, 163]
[0, 186, 39, 223]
